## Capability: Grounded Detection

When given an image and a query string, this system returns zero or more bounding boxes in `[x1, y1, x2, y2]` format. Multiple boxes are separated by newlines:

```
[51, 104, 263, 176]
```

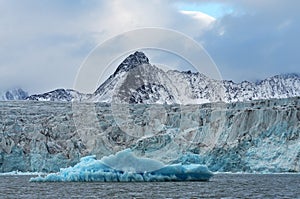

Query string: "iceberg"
[30, 149, 213, 182]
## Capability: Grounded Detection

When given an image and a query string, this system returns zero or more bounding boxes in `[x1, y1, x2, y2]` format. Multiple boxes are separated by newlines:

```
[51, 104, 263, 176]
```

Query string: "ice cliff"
[0, 97, 299, 173]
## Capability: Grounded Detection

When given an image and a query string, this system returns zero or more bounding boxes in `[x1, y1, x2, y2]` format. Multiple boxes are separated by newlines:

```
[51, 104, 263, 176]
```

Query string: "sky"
[0, 0, 299, 94]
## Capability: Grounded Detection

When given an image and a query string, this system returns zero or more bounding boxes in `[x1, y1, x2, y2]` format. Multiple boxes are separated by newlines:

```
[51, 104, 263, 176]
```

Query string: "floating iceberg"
[30, 149, 213, 182]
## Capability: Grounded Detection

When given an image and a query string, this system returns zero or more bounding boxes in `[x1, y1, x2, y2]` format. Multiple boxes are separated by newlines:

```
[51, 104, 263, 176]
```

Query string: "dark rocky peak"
[114, 51, 150, 75]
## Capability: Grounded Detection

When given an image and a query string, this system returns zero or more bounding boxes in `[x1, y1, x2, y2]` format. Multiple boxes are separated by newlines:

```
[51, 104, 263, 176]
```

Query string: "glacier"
[0, 97, 299, 174]
[30, 149, 213, 182]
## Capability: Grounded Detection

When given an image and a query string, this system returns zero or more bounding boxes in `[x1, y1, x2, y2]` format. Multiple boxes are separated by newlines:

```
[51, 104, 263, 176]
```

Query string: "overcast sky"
[0, 0, 299, 94]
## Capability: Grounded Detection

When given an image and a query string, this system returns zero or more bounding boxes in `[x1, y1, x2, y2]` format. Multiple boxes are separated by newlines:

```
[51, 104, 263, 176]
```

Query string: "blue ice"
[30, 149, 213, 182]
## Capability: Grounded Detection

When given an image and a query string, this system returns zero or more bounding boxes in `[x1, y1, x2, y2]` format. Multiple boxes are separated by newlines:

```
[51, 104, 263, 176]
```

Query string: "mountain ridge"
[1, 51, 300, 103]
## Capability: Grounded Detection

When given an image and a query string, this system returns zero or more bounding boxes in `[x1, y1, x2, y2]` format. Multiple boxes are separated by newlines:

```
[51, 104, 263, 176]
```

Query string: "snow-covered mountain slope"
[0, 88, 28, 100]
[222, 73, 300, 102]
[167, 71, 300, 104]
[89, 51, 300, 104]
[90, 51, 177, 104]
[26, 89, 88, 102]
[7, 51, 299, 104]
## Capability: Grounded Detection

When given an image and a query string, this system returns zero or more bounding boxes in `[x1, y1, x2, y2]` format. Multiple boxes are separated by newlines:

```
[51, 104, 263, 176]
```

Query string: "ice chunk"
[30, 149, 213, 182]
[101, 149, 165, 173]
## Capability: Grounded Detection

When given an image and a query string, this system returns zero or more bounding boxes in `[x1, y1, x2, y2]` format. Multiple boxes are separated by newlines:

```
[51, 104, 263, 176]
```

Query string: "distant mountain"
[0, 88, 28, 100]
[2, 52, 300, 104]
[26, 89, 88, 102]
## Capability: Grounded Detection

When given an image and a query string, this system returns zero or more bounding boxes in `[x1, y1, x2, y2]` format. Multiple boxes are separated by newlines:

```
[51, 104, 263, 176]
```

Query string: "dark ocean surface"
[1, 173, 299, 198]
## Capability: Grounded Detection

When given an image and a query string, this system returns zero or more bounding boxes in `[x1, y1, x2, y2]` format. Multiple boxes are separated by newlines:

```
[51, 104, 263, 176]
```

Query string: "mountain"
[88, 51, 300, 104]
[222, 73, 300, 102]
[2, 51, 299, 103]
[91, 51, 179, 104]
[26, 89, 88, 102]
[0, 88, 28, 100]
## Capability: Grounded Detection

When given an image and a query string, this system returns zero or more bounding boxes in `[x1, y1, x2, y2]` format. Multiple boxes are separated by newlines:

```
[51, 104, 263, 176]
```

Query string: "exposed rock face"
[0, 97, 299, 173]
[112, 51, 149, 75]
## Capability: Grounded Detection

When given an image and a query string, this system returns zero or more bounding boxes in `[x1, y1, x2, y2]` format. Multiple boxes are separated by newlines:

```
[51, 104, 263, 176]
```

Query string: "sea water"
[1, 174, 299, 198]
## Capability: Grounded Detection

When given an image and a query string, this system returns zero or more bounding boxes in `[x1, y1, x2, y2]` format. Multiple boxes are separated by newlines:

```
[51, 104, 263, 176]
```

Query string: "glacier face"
[0, 97, 299, 173]
[8, 51, 299, 104]
[30, 149, 213, 182]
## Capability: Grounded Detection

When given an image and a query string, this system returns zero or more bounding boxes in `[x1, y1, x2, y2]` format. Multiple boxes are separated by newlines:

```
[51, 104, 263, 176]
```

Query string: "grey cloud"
[0, 0, 97, 93]
[200, 0, 300, 82]
[0, 0, 212, 93]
